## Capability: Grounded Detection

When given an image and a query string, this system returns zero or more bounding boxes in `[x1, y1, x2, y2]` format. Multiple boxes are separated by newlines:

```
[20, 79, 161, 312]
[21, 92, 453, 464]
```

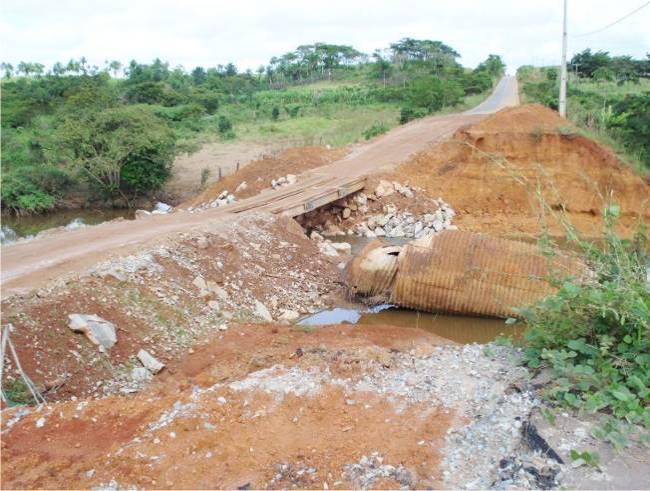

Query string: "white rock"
[209, 284, 229, 301]
[131, 366, 152, 382]
[207, 300, 220, 310]
[235, 181, 248, 193]
[68, 314, 117, 352]
[354, 193, 368, 206]
[330, 242, 352, 255]
[193, 276, 208, 292]
[36, 417, 46, 428]
[253, 300, 273, 322]
[153, 202, 173, 213]
[342, 208, 351, 219]
[374, 226, 386, 237]
[218, 323, 229, 331]
[137, 349, 165, 374]
[375, 180, 395, 198]
[318, 241, 339, 257]
[414, 222, 423, 236]
[286, 174, 297, 185]
[389, 225, 405, 238]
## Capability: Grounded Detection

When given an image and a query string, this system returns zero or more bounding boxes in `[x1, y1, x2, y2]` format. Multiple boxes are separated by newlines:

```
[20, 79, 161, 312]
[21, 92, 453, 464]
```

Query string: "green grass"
[569, 76, 650, 98]
[176, 80, 494, 150]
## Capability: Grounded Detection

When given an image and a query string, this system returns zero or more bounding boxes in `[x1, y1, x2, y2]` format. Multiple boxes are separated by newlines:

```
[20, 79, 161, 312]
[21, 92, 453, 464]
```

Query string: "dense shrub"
[217, 115, 233, 134]
[399, 106, 427, 124]
[609, 93, 650, 166]
[51, 106, 176, 200]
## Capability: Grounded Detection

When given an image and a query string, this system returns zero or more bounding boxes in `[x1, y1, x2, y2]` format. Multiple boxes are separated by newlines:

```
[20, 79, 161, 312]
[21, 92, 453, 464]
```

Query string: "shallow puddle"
[300, 305, 522, 344]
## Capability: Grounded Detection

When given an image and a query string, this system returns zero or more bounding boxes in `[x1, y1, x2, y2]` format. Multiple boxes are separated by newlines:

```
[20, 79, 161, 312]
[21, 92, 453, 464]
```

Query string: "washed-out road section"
[1, 77, 519, 296]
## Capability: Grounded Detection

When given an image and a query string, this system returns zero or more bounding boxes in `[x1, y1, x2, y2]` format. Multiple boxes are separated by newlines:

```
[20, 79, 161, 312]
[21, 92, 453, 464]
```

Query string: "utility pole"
[559, 0, 568, 117]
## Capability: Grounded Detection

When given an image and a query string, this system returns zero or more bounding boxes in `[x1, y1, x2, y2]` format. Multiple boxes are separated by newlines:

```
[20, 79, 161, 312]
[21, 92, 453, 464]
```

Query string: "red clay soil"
[184, 146, 348, 208]
[1, 323, 453, 490]
[387, 104, 649, 238]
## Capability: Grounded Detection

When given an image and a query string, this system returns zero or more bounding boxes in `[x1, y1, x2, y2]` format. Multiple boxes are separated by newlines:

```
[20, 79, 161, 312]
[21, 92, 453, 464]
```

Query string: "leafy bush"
[271, 106, 280, 121]
[1, 171, 57, 213]
[517, 208, 649, 448]
[51, 105, 176, 200]
[1, 165, 72, 213]
[218, 115, 233, 135]
[362, 122, 388, 140]
[399, 106, 427, 124]
[609, 93, 650, 167]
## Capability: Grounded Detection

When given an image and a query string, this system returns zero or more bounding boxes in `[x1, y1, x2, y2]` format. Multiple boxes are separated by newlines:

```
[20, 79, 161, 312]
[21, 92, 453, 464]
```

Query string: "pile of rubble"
[185, 190, 237, 212]
[272, 174, 297, 189]
[208, 190, 237, 208]
[355, 199, 455, 239]
[297, 179, 456, 240]
[1, 213, 343, 401]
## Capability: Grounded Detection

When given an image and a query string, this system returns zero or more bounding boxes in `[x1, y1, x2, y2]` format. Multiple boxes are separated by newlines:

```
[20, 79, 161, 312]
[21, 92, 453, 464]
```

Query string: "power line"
[573, 1, 649, 37]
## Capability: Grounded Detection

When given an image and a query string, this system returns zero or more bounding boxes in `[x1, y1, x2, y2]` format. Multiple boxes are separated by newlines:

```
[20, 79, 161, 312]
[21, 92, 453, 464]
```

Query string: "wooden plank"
[276, 178, 366, 217]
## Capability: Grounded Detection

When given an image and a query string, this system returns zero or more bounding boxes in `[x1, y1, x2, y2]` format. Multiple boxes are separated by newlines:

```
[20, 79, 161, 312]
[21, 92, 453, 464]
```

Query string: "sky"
[1, 0, 649, 73]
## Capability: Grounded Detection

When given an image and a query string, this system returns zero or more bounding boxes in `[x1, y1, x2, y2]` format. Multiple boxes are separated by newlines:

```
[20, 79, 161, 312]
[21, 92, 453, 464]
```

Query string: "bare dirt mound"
[184, 146, 347, 209]
[388, 104, 649, 237]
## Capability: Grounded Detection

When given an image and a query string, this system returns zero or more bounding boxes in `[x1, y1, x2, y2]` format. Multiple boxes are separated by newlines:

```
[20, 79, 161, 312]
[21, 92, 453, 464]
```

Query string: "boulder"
[342, 208, 351, 219]
[235, 181, 248, 193]
[253, 300, 273, 322]
[68, 314, 117, 352]
[374, 226, 386, 237]
[137, 349, 165, 374]
[286, 174, 297, 185]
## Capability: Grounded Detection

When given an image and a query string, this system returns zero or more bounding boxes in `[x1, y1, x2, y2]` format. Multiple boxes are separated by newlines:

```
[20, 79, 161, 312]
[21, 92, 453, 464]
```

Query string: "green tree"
[50, 106, 175, 203]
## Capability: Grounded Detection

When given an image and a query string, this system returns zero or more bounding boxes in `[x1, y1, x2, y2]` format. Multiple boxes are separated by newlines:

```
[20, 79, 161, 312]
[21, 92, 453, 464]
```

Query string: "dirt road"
[1, 77, 519, 296]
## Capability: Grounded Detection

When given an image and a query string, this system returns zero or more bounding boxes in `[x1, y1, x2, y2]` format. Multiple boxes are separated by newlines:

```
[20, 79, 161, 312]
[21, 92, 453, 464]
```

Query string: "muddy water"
[300, 306, 522, 344]
[2, 208, 135, 241]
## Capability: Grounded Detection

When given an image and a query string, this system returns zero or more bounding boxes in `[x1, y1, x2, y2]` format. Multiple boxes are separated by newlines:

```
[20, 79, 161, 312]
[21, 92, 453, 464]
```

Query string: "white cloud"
[1, 0, 649, 72]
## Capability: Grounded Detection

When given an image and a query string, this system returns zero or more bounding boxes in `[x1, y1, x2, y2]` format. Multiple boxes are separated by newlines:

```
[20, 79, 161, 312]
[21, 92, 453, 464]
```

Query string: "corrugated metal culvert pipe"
[346, 230, 588, 319]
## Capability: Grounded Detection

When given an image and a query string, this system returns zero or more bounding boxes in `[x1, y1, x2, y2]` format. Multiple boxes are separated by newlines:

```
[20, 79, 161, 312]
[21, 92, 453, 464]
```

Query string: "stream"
[300, 305, 521, 344]
[1, 209, 135, 244]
